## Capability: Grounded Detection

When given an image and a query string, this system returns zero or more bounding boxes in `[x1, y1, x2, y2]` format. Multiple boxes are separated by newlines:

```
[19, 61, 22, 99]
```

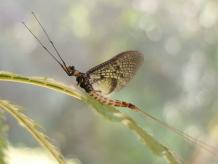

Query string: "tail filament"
[89, 90, 218, 156]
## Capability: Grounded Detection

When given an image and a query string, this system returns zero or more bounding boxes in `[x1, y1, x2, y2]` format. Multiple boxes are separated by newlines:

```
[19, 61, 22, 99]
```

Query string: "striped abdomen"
[89, 91, 139, 112]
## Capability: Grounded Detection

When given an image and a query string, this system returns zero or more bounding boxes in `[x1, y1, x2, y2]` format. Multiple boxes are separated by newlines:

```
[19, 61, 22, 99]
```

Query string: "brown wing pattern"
[87, 51, 144, 95]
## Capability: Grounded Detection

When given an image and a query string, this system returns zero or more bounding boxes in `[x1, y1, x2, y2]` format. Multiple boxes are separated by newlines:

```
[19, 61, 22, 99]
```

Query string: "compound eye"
[68, 66, 74, 72]
[69, 66, 75, 70]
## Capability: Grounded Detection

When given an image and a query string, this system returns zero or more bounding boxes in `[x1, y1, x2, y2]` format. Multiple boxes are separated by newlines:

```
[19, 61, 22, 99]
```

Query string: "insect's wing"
[86, 51, 144, 95]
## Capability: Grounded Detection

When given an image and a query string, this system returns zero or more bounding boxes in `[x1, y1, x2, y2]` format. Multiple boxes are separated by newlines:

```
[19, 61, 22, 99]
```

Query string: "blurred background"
[1, 0, 218, 163]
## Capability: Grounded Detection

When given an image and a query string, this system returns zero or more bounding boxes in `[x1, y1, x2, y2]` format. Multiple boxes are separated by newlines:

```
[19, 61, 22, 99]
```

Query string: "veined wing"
[86, 51, 144, 95]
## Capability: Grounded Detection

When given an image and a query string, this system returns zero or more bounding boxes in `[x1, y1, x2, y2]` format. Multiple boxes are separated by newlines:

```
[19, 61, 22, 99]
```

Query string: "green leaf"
[0, 71, 180, 164]
[86, 96, 180, 164]
[0, 111, 7, 164]
[0, 100, 66, 164]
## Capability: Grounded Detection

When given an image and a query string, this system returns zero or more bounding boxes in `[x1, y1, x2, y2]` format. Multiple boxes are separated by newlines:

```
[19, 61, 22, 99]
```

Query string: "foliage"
[0, 71, 180, 163]
[0, 111, 7, 164]
[0, 100, 65, 164]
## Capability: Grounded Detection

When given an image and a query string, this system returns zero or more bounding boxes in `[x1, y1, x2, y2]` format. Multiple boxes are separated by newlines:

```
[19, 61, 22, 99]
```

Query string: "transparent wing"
[87, 51, 144, 95]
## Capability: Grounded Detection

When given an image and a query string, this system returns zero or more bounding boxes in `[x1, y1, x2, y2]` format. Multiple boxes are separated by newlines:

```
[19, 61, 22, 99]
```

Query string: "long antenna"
[31, 12, 68, 69]
[22, 14, 71, 75]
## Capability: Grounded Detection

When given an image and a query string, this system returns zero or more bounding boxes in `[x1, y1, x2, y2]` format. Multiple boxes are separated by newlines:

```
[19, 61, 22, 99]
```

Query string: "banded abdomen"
[89, 91, 139, 112]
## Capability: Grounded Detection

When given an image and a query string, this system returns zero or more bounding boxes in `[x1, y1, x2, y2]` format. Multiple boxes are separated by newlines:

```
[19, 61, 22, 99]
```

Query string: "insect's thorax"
[76, 73, 93, 93]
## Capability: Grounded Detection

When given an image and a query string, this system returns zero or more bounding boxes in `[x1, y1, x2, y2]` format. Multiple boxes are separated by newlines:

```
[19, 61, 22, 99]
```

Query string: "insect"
[23, 12, 143, 112]
[22, 12, 218, 158]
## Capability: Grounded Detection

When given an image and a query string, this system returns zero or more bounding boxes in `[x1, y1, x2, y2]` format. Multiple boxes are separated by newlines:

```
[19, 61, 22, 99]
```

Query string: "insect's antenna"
[31, 12, 68, 70]
[22, 22, 68, 73]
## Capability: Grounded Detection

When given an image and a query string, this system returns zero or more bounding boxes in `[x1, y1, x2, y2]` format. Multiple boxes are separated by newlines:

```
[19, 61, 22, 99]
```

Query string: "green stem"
[0, 71, 82, 100]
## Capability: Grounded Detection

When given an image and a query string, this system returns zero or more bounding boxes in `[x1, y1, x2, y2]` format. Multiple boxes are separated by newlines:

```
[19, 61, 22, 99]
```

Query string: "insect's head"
[66, 66, 81, 77]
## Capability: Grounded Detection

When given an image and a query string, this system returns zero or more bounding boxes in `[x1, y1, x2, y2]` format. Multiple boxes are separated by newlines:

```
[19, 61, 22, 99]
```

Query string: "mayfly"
[22, 12, 218, 157]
